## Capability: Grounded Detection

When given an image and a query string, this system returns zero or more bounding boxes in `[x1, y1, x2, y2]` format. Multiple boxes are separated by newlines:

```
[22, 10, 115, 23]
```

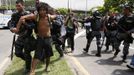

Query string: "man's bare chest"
[38, 18, 50, 27]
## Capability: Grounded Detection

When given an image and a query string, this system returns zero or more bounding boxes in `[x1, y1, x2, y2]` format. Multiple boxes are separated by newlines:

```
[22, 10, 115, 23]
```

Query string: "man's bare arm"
[21, 13, 35, 20]
[15, 14, 36, 32]
[74, 21, 79, 33]
[64, 16, 70, 26]
[48, 14, 56, 20]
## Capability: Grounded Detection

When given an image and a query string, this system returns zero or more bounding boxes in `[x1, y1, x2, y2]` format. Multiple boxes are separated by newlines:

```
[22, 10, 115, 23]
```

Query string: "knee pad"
[15, 52, 25, 59]
[15, 48, 25, 60]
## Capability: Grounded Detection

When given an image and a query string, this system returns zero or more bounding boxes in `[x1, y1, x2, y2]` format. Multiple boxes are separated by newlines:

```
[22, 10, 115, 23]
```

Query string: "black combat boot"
[112, 45, 115, 51]
[55, 44, 64, 57]
[96, 47, 101, 57]
[122, 55, 127, 63]
[114, 49, 120, 57]
[127, 64, 134, 70]
[83, 44, 90, 53]
[15, 53, 25, 60]
[104, 45, 109, 52]
[83, 47, 89, 53]
[24, 59, 31, 75]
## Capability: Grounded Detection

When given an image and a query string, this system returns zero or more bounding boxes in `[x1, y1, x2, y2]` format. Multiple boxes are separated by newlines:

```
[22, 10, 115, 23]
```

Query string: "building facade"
[0, 0, 15, 6]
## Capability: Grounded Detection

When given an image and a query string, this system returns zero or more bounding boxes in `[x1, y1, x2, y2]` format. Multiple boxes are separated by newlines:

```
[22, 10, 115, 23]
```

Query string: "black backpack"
[51, 15, 63, 35]
[53, 15, 63, 27]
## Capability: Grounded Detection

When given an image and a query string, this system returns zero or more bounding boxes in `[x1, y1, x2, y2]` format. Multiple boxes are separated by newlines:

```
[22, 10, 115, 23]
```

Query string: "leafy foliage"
[0, 0, 35, 10]
[103, 0, 134, 12]
[0, 5, 15, 10]
[56, 8, 68, 15]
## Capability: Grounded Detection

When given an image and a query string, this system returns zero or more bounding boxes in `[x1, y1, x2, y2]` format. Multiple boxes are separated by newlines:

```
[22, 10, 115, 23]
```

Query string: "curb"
[64, 29, 90, 75]
[0, 57, 11, 75]
[65, 54, 90, 75]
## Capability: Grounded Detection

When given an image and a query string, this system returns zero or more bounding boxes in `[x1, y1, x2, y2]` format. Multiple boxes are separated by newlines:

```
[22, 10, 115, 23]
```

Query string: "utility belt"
[36, 35, 51, 39]
[116, 32, 133, 43]
[18, 30, 32, 39]
[105, 30, 117, 37]
[86, 31, 101, 39]
[91, 31, 101, 36]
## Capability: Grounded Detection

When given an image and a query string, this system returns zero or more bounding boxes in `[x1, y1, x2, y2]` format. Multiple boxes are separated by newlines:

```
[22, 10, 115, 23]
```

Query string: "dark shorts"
[24, 35, 37, 51]
[34, 36, 53, 61]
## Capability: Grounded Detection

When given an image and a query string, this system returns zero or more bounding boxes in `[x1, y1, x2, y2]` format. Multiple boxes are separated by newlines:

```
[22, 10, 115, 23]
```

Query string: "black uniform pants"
[15, 35, 35, 70]
[85, 31, 101, 53]
[62, 32, 75, 51]
[105, 30, 117, 50]
[52, 34, 63, 56]
[114, 33, 132, 60]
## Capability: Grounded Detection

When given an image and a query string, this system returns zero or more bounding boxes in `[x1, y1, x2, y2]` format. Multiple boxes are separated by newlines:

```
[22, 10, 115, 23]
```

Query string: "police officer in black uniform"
[9, 0, 36, 74]
[104, 12, 118, 52]
[51, 11, 64, 57]
[83, 11, 102, 57]
[114, 5, 134, 62]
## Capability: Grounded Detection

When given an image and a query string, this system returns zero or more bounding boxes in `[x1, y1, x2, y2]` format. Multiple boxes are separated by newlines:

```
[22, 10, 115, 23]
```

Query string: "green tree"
[104, 0, 134, 12]
[24, 0, 35, 10]
[0, 0, 35, 10]
[56, 8, 68, 15]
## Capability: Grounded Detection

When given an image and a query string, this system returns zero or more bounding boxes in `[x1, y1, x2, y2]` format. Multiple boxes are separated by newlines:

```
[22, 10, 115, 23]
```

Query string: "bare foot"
[29, 71, 35, 75]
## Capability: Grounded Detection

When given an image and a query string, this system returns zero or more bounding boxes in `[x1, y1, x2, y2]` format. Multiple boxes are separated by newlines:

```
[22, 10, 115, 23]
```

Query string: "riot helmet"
[92, 11, 101, 18]
[123, 5, 132, 12]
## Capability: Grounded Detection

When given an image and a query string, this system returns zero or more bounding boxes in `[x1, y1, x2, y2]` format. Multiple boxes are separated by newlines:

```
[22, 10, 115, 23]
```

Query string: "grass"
[4, 46, 73, 75]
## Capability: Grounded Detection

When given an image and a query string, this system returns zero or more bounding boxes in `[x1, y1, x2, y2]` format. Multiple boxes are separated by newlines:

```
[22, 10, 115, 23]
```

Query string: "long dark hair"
[36, 2, 54, 14]
[36, 2, 48, 13]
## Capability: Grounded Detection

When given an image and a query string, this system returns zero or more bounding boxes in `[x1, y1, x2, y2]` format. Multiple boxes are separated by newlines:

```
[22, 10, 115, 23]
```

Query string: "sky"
[40, 0, 104, 11]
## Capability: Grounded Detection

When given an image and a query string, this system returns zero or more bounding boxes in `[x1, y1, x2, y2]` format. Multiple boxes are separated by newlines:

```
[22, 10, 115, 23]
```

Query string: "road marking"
[72, 30, 134, 75]
[0, 57, 10, 70]
[0, 29, 133, 75]
[70, 56, 90, 75]
[66, 30, 90, 75]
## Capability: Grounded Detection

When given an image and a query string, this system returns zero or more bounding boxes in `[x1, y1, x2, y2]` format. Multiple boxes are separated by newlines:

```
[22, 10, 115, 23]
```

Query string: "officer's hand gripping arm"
[16, 14, 35, 32]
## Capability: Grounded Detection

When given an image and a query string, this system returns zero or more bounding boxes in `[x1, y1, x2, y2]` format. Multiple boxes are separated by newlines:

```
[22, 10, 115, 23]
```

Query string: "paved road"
[71, 30, 134, 75]
[0, 29, 134, 75]
[0, 29, 13, 74]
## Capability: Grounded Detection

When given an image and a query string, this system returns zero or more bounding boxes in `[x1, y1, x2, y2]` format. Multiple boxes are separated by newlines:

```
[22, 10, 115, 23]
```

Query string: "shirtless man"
[12, 2, 56, 75]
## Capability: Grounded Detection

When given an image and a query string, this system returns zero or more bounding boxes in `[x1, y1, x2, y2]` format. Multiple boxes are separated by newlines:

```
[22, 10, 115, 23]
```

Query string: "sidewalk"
[0, 57, 11, 75]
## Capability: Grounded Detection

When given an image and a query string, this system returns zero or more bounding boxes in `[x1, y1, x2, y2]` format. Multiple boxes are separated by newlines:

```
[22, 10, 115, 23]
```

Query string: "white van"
[0, 13, 11, 28]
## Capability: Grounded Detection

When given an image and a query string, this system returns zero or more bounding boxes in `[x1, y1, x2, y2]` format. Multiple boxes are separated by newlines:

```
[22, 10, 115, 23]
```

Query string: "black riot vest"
[105, 16, 117, 31]
[91, 17, 102, 31]
[9, 11, 35, 36]
[118, 14, 134, 33]
[9, 11, 28, 28]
